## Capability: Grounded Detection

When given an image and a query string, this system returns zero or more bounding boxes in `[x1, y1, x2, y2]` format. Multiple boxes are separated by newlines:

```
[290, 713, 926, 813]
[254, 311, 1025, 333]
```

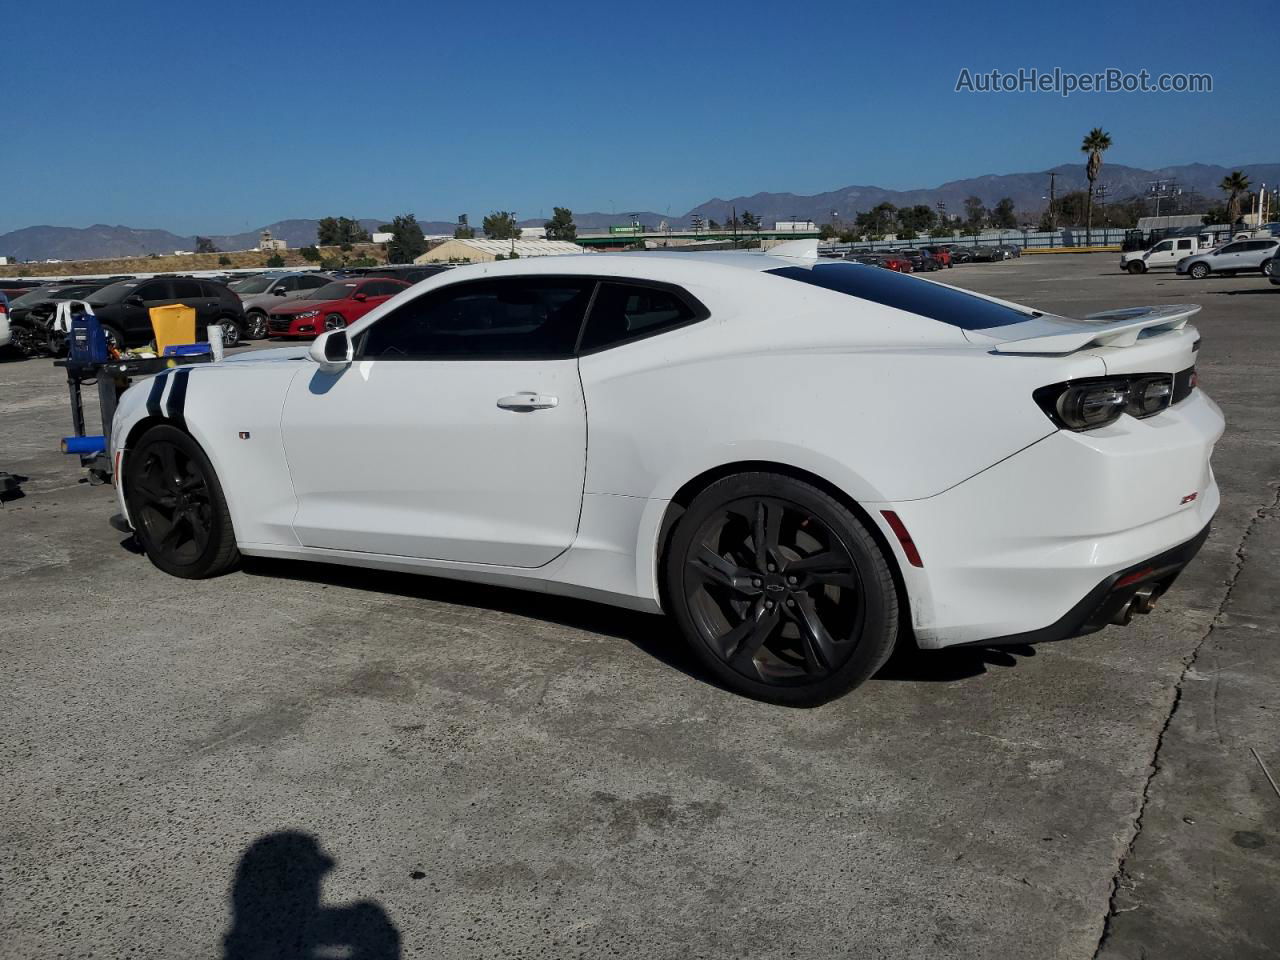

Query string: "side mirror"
[125, 295, 145, 306]
[273, 287, 287, 295]
[309, 329, 353, 372]
[352, 292, 368, 302]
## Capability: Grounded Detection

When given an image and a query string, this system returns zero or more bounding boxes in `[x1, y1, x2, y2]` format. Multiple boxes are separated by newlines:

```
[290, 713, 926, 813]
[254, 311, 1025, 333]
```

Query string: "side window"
[1176, 239, 1192, 251]
[578, 281, 703, 352]
[201, 281, 226, 298]
[298, 275, 328, 289]
[1218, 243, 1242, 254]
[171, 279, 204, 300]
[1152, 241, 1172, 252]
[361, 278, 595, 360]
[136, 280, 172, 301]
[275, 276, 298, 292]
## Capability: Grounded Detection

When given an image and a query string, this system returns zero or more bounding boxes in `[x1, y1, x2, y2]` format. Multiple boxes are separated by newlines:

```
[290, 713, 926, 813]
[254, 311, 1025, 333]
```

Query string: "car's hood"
[221, 345, 312, 363]
[270, 298, 344, 315]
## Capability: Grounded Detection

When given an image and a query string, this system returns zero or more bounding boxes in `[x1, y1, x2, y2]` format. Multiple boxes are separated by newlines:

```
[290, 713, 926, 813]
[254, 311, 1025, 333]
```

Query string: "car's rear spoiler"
[990, 305, 1200, 354]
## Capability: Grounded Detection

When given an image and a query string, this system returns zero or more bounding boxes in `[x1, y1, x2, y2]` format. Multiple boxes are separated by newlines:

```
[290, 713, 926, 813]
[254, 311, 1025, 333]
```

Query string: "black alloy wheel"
[667, 474, 899, 706]
[125, 425, 239, 578]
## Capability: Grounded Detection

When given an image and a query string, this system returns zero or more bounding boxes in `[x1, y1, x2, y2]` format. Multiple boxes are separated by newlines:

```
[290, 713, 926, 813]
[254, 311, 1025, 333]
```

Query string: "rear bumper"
[876, 389, 1224, 649]
[958, 523, 1210, 647]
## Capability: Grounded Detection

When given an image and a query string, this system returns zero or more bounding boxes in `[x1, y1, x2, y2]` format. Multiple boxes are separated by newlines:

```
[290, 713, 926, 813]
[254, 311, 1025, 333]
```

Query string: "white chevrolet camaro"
[110, 242, 1223, 705]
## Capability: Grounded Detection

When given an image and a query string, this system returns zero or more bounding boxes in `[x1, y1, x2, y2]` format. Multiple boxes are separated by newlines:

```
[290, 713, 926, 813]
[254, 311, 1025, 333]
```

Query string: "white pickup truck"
[1120, 234, 1216, 274]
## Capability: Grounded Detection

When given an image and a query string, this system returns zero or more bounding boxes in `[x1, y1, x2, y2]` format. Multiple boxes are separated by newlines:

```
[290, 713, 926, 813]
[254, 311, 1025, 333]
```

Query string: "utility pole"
[1048, 172, 1057, 231]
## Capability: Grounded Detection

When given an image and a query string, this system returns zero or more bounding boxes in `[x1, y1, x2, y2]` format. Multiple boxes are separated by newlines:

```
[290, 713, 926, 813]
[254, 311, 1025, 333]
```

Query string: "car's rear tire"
[218, 316, 242, 348]
[665, 472, 899, 706]
[1126, 261, 1146, 274]
[1188, 262, 1210, 279]
[124, 425, 239, 579]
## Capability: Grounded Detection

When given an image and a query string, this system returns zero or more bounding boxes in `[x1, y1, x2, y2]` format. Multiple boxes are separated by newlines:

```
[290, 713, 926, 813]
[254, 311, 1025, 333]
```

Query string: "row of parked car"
[0, 264, 452, 358]
[834, 243, 1022, 273]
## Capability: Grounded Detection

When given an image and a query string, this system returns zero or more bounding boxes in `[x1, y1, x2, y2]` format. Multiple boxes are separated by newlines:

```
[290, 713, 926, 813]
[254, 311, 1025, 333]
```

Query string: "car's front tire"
[324, 313, 347, 331]
[124, 425, 240, 579]
[1188, 262, 1210, 280]
[1261, 258, 1274, 277]
[245, 310, 268, 339]
[665, 472, 899, 706]
[1126, 261, 1146, 274]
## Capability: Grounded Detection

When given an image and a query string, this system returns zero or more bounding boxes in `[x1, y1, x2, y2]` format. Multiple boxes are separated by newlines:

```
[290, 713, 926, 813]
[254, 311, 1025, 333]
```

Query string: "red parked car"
[266, 277, 410, 338]
[922, 245, 953, 268]
[878, 253, 913, 273]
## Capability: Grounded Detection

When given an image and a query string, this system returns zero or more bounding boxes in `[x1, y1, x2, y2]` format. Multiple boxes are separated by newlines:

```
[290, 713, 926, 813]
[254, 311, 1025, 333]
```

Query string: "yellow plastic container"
[149, 303, 197, 355]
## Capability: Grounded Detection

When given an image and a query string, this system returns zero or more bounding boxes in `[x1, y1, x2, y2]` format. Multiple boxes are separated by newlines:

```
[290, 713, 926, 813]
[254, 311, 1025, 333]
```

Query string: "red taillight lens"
[881, 510, 923, 568]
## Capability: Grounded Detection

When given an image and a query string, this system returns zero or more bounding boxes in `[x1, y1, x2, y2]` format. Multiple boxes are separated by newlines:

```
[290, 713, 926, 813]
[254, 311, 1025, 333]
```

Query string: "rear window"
[766, 262, 1030, 330]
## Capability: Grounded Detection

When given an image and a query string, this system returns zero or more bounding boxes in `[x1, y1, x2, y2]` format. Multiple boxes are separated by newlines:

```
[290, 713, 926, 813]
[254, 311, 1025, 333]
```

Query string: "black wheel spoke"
[159, 516, 187, 550]
[753, 499, 781, 570]
[717, 602, 781, 677]
[690, 546, 758, 596]
[135, 475, 175, 506]
[788, 551, 859, 589]
[791, 594, 839, 673]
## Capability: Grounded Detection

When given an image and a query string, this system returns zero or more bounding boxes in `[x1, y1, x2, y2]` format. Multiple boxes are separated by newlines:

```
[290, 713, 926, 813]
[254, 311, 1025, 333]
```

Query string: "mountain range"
[3, 161, 1275, 262]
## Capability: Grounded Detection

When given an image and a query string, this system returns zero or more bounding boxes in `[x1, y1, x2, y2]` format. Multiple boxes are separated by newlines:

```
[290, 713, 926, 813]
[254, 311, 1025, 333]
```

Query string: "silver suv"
[230, 272, 332, 338]
[1176, 238, 1279, 279]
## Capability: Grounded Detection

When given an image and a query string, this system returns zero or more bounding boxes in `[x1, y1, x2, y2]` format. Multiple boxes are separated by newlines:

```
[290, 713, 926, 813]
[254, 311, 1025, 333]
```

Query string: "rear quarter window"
[767, 263, 1030, 330]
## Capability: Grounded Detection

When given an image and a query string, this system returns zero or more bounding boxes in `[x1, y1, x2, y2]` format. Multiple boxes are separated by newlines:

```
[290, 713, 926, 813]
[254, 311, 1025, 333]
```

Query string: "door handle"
[496, 392, 558, 411]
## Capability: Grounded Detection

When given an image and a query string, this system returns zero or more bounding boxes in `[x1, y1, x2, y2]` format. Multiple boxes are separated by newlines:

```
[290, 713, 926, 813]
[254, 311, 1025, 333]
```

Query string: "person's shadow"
[223, 831, 400, 960]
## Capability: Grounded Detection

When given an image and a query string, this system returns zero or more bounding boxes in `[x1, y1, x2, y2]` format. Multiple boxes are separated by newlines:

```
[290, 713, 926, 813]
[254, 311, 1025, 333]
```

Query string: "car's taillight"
[1033, 373, 1176, 431]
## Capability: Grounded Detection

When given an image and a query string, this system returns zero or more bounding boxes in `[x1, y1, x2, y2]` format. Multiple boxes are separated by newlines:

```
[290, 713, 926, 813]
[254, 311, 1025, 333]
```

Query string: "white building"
[775, 220, 817, 233]
[415, 238, 585, 263]
[371, 232, 393, 244]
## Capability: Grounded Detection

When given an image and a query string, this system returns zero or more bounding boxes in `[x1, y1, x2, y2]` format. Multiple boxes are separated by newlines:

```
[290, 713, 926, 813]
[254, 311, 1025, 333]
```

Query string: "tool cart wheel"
[124, 425, 240, 578]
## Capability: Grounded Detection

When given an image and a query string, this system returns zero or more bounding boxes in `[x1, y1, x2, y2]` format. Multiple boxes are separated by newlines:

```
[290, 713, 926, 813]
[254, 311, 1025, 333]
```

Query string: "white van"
[1120, 234, 1215, 274]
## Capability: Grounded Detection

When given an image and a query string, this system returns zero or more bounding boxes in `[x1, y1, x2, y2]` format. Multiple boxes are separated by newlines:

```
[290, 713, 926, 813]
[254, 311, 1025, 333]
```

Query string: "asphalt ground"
[1, 252, 1276, 959]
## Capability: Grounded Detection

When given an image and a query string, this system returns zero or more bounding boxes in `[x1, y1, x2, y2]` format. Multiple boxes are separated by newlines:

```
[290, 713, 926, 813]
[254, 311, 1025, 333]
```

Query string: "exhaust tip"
[1111, 599, 1135, 626]
[1132, 585, 1161, 615]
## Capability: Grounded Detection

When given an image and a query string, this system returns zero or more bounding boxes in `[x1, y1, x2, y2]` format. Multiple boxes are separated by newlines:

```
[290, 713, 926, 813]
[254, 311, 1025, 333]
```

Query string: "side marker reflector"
[881, 510, 923, 568]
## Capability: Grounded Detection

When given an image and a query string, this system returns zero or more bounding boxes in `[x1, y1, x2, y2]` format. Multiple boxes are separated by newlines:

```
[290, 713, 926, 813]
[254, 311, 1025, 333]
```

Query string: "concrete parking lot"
[2, 253, 1277, 959]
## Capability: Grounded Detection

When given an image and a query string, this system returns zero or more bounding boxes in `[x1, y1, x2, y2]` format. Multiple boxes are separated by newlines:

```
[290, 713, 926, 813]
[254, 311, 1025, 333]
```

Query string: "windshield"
[11, 285, 88, 307]
[767, 262, 1031, 330]
[86, 281, 140, 305]
[306, 281, 358, 300]
[229, 275, 276, 294]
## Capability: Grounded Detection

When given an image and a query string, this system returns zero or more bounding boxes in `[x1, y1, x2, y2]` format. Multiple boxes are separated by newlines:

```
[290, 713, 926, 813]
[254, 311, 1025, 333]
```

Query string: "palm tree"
[1219, 171, 1251, 225]
[1080, 128, 1112, 245]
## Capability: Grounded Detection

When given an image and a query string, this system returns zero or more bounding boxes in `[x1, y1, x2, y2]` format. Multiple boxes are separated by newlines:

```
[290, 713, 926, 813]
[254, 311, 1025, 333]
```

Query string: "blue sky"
[2, 0, 1272, 234]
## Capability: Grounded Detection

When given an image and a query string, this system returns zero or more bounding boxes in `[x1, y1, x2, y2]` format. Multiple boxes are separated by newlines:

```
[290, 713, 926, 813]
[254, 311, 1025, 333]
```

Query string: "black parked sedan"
[84, 277, 247, 350]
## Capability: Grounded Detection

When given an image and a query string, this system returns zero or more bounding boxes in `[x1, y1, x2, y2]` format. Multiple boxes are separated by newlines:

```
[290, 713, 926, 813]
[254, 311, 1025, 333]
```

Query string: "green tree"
[384, 213, 428, 263]
[265, 253, 285, 268]
[544, 207, 577, 241]
[707, 219, 719, 230]
[991, 197, 1017, 229]
[316, 217, 370, 245]
[741, 210, 761, 231]
[963, 196, 987, 228]
[482, 211, 521, 240]
[217, 254, 232, 266]
[1219, 171, 1251, 224]
[898, 204, 937, 234]
[817, 223, 837, 240]
[195, 236, 218, 254]
[300, 245, 321, 262]
[1081, 127, 1113, 243]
